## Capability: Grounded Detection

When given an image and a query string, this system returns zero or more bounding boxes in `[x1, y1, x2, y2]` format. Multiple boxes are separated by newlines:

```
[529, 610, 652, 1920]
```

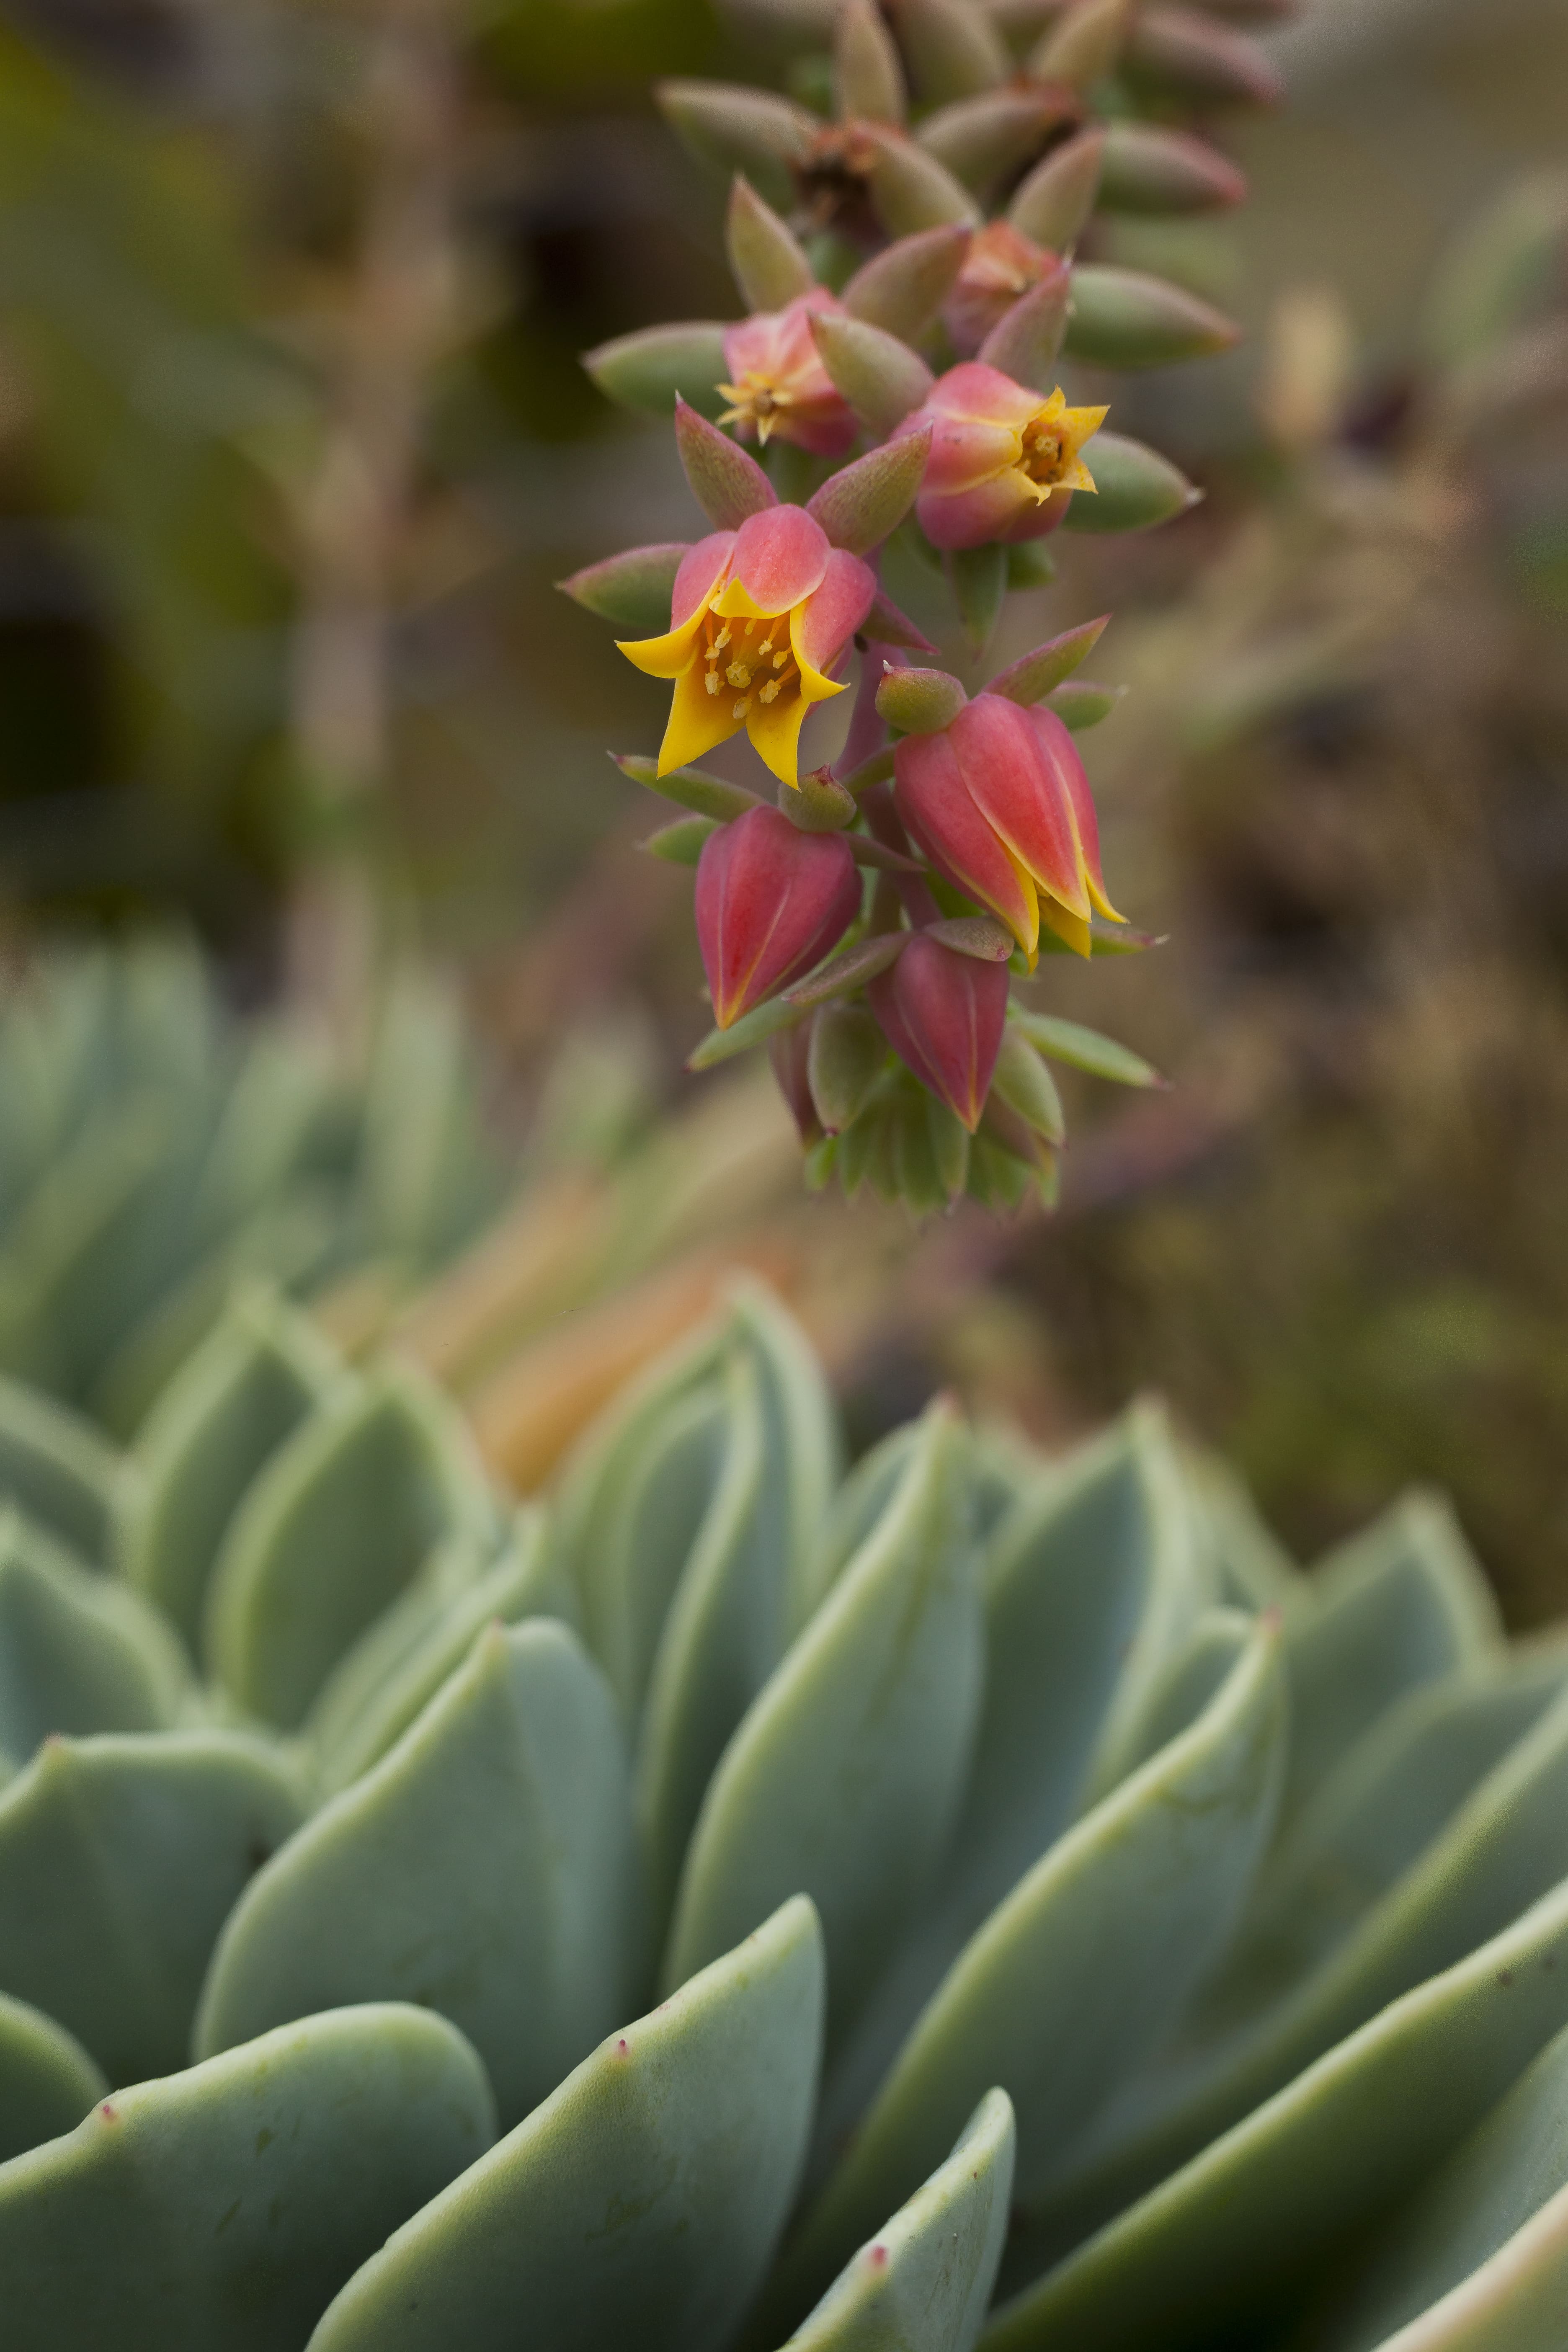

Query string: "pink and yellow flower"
[717, 288, 858, 457]
[944, 223, 1060, 358]
[894, 692, 1122, 962]
[617, 505, 875, 788]
[899, 364, 1107, 550]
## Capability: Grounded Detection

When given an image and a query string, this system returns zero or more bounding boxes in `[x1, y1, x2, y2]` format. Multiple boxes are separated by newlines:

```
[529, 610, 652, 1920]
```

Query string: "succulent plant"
[3, 1275, 1568, 2348]
[0, 937, 504, 1439]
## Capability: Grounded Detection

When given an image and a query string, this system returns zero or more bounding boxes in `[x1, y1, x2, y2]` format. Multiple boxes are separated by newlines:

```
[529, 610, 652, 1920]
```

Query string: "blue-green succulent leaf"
[0, 1370, 120, 1564]
[0, 2004, 494, 2352]
[0, 1507, 188, 1759]
[0, 1990, 106, 2164]
[778, 1617, 1286, 2328]
[983, 1874, 1568, 2352]
[120, 1284, 343, 1652]
[307, 1895, 825, 2352]
[785, 2088, 1016, 2352]
[0, 1730, 303, 2083]
[203, 1362, 498, 1728]
[196, 1620, 641, 2130]
[665, 1400, 983, 2045]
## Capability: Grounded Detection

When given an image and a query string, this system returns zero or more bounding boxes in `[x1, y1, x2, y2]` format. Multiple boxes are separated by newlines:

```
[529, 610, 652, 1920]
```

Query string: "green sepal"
[614, 752, 763, 824]
[811, 310, 934, 438]
[726, 173, 815, 311]
[1008, 1009, 1164, 1088]
[841, 224, 970, 343]
[644, 816, 718, 866]
[1097, 121, 1247, 217]
[688, 994, 807, 1070]
[655, 80, 819, 213]
[834, 0, 905, 124]
[807, 427, 931, 555]
[808, 1001, 889, 1133]
[891, 0, 1010, 104]
[917, 89, 1075, 203]
[976, 265, 1073, 393]
[987, 616, 1109, 706]
[1050, 679, 1124, 729]
[1008, 128, 1106, 253]
[1065, 265, 1241, 369]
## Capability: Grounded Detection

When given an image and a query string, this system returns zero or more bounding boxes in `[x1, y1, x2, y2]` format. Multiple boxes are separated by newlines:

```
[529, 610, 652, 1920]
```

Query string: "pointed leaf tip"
[807, 427, 932, 555]
[674, 397, 779, 530]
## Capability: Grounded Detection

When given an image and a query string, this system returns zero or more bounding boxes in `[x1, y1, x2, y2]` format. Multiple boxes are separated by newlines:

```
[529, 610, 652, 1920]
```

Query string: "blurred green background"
[0, 0, 1566, 1615]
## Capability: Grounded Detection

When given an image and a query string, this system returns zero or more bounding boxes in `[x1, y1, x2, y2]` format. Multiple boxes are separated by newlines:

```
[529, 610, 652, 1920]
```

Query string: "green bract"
[0, 1279, 1565, 2352]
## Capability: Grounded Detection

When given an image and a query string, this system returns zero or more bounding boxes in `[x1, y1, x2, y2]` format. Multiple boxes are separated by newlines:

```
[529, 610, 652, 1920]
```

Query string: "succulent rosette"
[561, 0, 1278, 1213]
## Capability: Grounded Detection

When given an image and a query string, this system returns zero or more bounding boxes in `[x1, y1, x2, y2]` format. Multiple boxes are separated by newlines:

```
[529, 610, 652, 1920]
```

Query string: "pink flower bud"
[944, 222, 1058, 358]
[696, 805, 862, 1029]
[893, 691, 1122, 962]
[867, 933, 1009, 1132]
[719, 288, 859, 458]
[896, 364, 1107, 550]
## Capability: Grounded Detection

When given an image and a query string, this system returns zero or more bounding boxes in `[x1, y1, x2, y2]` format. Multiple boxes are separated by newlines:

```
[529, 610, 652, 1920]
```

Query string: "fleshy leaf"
[810, 311, 934, 438]
[0, 1730, 303, 2083]
[774, 1615, 1285, 2329]
[1008, 1009, 1162, 1088]
[1059, 432, 1199, 533]
[987, 618, 1110, 707]
[1008, 128, 1105, 252]
[1097, 121, 1246, 216]
[119, 1283, 342, 1653]
[203, 1362, 497, 1730]
[615, 751, 763, 824]
[0, 2006, 493, 2352]
[976, 264, 1073, 392]
[664, 1402, 982, 2046]
[583, 321, 731, 420]
[726, 174, 815, 311]
[307, 1896, 825, 2352]
[675, 394, 780, 529]
[1065, 263, 1242, 368]
[917, 89, 1076, 203]
[888, 0, 1010, 103]
[0, 1508, 187, 1761]
[787, 2088, 1015, 2352]
[0, 1371, 119, 1565]
[841, 224, 971, 342]
[197, 1621, 640, 2130]
[807, 427, 931, 556]
[559, 542, 689, 633]
[0, 1990, 105, 2165]
[656, 80, 820, 212]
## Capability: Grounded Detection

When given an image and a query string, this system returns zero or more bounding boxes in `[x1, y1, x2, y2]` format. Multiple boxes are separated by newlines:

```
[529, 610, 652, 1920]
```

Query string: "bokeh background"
[0, 0, 1565, 1614]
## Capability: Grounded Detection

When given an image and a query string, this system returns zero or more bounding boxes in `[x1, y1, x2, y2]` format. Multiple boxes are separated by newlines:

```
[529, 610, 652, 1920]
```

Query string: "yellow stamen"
[713, 627, 731, 651]
[759, 679, 781, 704]
[726, 661, 752, 689]
[732, 697, 750, 717]
[704, 671, 720, 695]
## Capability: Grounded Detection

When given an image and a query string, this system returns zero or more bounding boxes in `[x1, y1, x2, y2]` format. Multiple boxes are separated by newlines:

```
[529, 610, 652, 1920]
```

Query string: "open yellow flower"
[616, 505, 875, 788]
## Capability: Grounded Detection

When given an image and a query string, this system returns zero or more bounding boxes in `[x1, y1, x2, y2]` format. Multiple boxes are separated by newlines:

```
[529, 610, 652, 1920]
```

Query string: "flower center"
[700, 610, 800, 718]
[1020, 417, 1067, 486]
[717, 371, 798, 446]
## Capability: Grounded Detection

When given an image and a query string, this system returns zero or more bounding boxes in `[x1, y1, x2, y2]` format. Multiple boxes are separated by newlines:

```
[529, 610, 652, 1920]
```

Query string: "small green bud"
[875, 665, 967, 734]
[782, 770, 858, 832]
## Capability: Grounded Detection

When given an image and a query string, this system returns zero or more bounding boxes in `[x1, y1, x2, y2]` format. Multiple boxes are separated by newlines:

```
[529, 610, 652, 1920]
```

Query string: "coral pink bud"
[696, 806, 861, 1029]
[944, 222, 1057, 358]
[867, 934, 1009, 1132]
[719, 289, 858, 458]
[893, 691, 1123, 964]
[897, 364, 1107, 550]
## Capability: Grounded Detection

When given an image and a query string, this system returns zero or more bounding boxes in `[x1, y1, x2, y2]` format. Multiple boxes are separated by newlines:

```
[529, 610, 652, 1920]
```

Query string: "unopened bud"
[867, 932, 1009, 1130]
[783, 769, 858, 831]
[876, 665, 967, 734]
[696, 806, 862, 1028]
[1065, 265, 1241, 369]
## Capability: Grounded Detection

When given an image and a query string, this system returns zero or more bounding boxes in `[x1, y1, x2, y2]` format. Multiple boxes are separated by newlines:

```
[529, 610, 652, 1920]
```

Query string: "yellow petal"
[658, 662, 745, 776]
[617, 604, 709, 683]
[1059, 459, 1097, 493]
[1086, 869, 1125, 923]
[788, 604, 854, 707]
[746, 685, 812, 787]
[711, 575, 779, 623]
[1038, 892, 1093, 959]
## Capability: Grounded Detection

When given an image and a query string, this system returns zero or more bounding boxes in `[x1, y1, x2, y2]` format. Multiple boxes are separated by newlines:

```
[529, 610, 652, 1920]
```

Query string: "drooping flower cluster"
[562, 0, 1279, 1215]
